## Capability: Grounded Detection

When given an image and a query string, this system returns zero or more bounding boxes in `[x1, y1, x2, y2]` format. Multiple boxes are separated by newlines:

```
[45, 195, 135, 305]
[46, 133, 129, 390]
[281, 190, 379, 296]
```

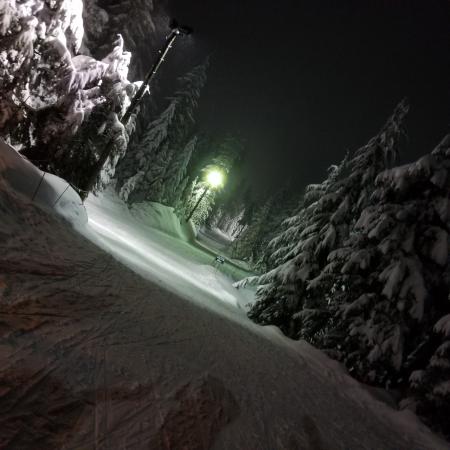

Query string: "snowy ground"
[83, 190, 256, 312]
[197, 227, 232, 253]
[0, 143, 448, 449]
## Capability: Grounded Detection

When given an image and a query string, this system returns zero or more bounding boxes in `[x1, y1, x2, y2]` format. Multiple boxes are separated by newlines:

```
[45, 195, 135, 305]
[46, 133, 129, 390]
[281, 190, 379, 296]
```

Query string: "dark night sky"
[164, 0, 450, 193]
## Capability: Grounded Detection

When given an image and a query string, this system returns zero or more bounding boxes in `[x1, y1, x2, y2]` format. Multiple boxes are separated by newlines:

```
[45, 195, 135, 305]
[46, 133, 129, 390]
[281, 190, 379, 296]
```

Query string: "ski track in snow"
[0, 186, 448, 449]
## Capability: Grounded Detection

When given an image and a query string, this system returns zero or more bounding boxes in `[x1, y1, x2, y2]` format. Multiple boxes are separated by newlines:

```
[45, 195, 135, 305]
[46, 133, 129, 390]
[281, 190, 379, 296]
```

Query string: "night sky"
[165, 0, 450, 193]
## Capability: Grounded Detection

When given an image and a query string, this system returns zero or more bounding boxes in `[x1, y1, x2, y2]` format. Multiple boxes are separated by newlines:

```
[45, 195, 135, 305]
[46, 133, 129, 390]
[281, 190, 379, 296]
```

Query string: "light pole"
[121, 20, 193, 126]
[79, 20, 192, 200]
[186, 169, 224, 223]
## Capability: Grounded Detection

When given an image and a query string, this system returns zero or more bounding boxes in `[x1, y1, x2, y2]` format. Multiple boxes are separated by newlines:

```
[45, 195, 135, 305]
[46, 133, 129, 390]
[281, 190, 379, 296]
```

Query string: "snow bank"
[0, 139, 87, 227]
[130, 201, 196, 242]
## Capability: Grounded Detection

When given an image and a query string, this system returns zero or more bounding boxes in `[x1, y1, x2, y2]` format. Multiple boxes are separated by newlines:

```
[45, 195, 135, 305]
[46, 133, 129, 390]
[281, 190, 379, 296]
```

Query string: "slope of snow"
[82, 189, 255, 312]
[0, 179, 447, 449]
[198, 227, 234, 253]
[129, 200, 197, 242]
[0, 151, 448, 449]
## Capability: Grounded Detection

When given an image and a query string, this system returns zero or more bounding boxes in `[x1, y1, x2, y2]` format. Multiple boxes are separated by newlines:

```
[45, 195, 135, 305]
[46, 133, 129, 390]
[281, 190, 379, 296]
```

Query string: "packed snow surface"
[83, 189, 255, 312]
[0, 147, 448, 449]
[129, 201, 196, 242]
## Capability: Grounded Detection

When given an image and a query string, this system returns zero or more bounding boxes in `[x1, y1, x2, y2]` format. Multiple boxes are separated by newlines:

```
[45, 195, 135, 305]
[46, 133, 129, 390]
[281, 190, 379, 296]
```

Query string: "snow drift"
[0, 139, 87, 227]
[130, 201, 196, 242]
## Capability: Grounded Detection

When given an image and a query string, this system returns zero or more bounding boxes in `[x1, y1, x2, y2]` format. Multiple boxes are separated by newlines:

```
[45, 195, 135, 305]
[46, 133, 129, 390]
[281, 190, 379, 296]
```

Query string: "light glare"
[206, 170, 224, 188]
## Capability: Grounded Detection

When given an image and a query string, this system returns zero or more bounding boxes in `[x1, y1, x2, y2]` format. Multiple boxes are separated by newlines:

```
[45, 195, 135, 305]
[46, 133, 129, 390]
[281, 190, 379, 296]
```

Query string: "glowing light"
[206, 169, 224, 188]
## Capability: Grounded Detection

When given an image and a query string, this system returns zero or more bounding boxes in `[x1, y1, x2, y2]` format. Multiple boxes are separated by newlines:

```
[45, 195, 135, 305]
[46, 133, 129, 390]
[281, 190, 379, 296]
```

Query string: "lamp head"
[206, 169, 224, 189]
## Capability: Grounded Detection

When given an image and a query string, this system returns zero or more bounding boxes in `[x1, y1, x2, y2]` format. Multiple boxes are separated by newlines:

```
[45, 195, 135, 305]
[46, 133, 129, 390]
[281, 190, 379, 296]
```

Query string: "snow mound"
[130, 201, 196, 242]
[0, 139, 87, 228]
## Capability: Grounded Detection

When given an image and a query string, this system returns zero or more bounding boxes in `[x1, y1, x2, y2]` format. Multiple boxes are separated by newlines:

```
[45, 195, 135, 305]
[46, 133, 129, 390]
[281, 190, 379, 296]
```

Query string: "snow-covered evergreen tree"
[115, 59, 208, 203]
[184, 178, 216, 226]
[209, 201, 248, 241]
[231, 197, 274, 263]
[347, 135, 450, 438]
[412, 313, 450, 440]
[82, 0, 167, 79]
[219, 208, 247, 239]
[240, 108, 450, 437]
[183, 137, 242, 226]
[244, 100, 409, 340]
[161, 136, 198, 206]
[243, 163, 348, 337]
[322, 135, 449, 387]
[195, 136, 247, 232]
[0, 0, 137, 185]
[116, 100, 177, 199]
[231, 188, 298, 270]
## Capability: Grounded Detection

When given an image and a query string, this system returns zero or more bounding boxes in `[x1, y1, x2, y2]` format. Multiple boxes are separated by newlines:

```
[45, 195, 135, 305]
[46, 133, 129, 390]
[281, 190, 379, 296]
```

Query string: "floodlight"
[206, 169, 224, 188]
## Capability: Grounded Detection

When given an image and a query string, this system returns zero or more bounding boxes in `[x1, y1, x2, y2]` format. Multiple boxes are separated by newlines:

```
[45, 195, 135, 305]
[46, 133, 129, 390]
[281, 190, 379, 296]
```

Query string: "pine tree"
[116, 101, 177, 201]
[316, 134, 450, 438]
[161, 136, 198, 206]
[231, 188, 298, 270]
[115, 59, 208, 203]
[179, 135, 242, 226]
[0, 3, 136, 183]
[202, 137, 248, 234]
[412, 316, 450, 440]
[323, 136, 448, 384]
[185, 179, 216, 226]
[375, 135, 450, 438]
[244, 164, 347, 337]
[231, 197, 274, 263]
[244, 100, 409, 341]
[83, 0, 167, 79]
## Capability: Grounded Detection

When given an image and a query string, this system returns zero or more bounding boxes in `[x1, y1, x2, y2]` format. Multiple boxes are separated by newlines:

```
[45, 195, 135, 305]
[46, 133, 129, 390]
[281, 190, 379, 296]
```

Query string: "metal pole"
[121, 31, 179, 126]
[53, 183, 70, 207]
[79, 30, 181, 200]
[186, 186, 209, 222]
[31, 172, 46, 202]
